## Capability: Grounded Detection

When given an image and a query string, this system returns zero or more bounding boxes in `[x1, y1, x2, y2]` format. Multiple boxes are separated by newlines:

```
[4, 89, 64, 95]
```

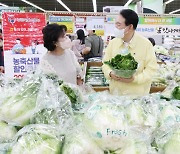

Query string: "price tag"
[86, 17, 104, 30]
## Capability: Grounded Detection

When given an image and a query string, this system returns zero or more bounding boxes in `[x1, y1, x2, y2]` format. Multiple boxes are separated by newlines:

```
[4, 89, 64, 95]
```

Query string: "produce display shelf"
[93, 86, 109, 92]
[92, 86, 166, 93]
[150, 86, 166, 93]
[82, 61, 167, 93]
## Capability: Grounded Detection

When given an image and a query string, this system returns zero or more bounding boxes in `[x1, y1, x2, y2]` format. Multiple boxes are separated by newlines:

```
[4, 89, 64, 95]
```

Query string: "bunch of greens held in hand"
[104, 53, 138, 71]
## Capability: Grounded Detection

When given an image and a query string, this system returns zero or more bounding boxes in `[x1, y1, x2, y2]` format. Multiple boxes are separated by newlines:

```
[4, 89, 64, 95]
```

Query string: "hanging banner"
[2, 12, 47, 78]
[139, 17, 180, 25]
[49, 16, 74, 34]
[137, 17, 180, 36]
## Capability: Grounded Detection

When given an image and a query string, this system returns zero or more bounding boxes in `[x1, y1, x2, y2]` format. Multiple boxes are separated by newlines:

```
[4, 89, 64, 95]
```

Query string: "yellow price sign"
[56, 22, 74, 34]
[95, 30, 104, 36]
[49, 16, 74, 34]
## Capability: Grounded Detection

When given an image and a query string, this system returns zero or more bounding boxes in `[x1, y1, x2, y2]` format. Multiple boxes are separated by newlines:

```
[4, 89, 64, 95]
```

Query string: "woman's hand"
[77, 77, 83, 86]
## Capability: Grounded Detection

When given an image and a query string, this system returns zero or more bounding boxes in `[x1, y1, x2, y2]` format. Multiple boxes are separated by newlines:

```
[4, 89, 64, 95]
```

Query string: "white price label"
[86, 17, 104, 30]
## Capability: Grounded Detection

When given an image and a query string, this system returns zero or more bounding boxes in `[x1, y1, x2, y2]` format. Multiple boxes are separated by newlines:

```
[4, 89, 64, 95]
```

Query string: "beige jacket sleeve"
[133, 43, 158, 84]
[102, 41, 113, 80]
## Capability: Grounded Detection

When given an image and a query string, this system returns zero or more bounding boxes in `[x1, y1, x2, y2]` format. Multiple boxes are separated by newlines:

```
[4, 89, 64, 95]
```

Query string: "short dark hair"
[42, 24, 65, 51]
[61, 25, 67, 32]
[16, 38, 21, 41]
[76, 29, 85, 44]
[148, 38, 156, 46]
[93, 30, 96, 33]
[120, 9, 139, 30]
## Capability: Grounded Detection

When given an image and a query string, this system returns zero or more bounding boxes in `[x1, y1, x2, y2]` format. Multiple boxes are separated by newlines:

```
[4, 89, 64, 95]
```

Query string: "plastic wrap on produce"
[0, 72, 73, 127]
[62, 126, 104, 154]
[30, 75, 73, 126]
[0, 74, 22, 100]
[82, 100, 129, 151]
[82, 97, 153, 152]
[0, 121, 17, 144]
[153, 124, 180, 154]
[60, 82, 85, 111]
[0, 73, 42, 126]
[158, 103, 180, 128]
[0, 68, 180, 153]
[6, 124, 64, 154]
[152, 63, 180, 87]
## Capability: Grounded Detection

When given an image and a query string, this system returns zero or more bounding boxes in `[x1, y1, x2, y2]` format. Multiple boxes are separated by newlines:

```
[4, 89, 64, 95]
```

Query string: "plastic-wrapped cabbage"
[125, 102, 146, 126]
[8, 124, 64, 154]
[62, 129, 104, 154]
[60, 83, 84, 110]
[30, 108, 59, 125]
[30, 76, 73, 126]
[140, 95, 161, 129]
[0, 121, 17, 143]
[155, 125, 180, 154]
[0, 78, 41, 126]
[46, 73, 84, 110]
[158, 104, 180, 127]
[83, 102, 130, 151]
[154, 45, 169, 55]
[104, 140, 148, 154]
[162, 128, 180, 154]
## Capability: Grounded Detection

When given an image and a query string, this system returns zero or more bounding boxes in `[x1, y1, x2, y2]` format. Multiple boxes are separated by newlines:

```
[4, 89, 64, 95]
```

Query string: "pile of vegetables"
[8, 124, 64, 153]
[0, 72, 179, 154]
[152, 63, 180, 87]
[154, 45, 169, 56]
[104, 53, 138, 78]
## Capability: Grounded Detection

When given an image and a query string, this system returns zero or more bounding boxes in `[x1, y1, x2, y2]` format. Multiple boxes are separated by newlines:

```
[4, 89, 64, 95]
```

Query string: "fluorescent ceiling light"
[169, 8, 180, 14]
[0, 2, 9, 7]
[57, 0, 72, 12]
[92, 0, 97, 13]
[165, 0, 175, 5]
[124, 0, 133, 7]
[21, 0, 46, 12]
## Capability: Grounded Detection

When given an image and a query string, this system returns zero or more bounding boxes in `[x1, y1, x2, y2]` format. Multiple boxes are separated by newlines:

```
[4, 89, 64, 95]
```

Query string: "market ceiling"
[0, 0, 179, 14]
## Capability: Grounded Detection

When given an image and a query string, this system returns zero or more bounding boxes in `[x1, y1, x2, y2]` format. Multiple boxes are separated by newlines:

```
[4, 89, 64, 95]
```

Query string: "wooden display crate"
[150, 86, 166, 93]
[93, 86, 109, 92]
[93, 86, 166, 93]
[87, 62, 103, 67]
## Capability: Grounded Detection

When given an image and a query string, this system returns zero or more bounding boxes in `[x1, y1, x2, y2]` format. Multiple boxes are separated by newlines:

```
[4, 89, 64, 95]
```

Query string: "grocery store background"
[0, 1, 179, 153]
[0, 0, 179, 79]
[0, 0, 180, 14]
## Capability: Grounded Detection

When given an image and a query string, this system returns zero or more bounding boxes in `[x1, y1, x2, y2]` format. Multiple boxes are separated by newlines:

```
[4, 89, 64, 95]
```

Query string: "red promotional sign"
[2, 12, 46, 78]
[2, 12, 46, 51]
